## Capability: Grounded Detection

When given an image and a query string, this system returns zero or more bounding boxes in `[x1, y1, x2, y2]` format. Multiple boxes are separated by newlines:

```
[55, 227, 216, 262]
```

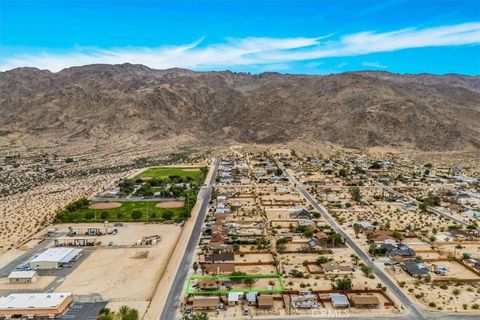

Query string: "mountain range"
[1, 64, 479, 151]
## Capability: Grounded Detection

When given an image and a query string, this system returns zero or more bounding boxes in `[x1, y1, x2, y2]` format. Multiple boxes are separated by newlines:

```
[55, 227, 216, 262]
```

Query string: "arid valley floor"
[0, 141, 479, 320]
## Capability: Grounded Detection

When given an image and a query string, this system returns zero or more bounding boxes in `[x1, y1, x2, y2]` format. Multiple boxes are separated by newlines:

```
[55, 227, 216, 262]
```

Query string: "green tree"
[116, 211, 124, 221]
[85, 211, 95, 220]
[349, 186, 362, 202]
[316, 256, 329, 266]
[243, 277, 256, 289]
[193, 262, 199, 274]
[334, 278, 353, 290]
[101, 211, 109, 221]
[163, 210, 175, 220]
[353, 223, 361, 236]
[131, 210, 143, 221]
[361, 264, 372, 276]
[327, 232, 344, 246]
[183, 312, 209, 320]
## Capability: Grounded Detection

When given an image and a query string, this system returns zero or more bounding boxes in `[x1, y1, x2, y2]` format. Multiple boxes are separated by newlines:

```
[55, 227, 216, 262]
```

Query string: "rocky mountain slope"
[0, 64, 479, 151]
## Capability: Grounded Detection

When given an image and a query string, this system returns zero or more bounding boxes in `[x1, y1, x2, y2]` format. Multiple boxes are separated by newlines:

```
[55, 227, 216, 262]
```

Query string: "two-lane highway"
[159, 158, 219, 320]
[272, 157, 428, 320]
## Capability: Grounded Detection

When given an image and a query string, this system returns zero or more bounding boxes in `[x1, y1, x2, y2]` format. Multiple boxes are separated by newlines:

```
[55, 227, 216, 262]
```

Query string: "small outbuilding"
[8, 271, 38, 284]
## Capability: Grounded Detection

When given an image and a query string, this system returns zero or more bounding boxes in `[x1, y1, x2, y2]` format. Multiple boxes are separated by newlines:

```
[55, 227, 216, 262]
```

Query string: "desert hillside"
[0, 64, 479, 151]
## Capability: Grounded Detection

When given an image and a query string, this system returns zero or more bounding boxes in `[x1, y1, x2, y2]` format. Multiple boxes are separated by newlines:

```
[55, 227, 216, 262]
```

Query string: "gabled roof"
[258, 295, 274, 307]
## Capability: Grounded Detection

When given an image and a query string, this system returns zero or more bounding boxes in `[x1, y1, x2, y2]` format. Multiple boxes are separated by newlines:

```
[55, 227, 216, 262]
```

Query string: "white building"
[8, 271, 38, 284]
[0, 293, 73, 318]
[29, 247, 82, 270]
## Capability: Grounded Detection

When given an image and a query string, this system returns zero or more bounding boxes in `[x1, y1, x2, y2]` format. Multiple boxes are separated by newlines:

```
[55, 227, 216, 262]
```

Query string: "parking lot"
[60, 302, 107, 320]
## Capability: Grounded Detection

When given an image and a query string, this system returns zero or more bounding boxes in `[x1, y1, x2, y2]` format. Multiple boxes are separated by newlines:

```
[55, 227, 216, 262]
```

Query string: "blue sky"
[0, 0, 479, 74]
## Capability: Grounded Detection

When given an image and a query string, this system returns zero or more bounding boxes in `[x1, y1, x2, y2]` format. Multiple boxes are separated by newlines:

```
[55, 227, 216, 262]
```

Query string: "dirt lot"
[155, 200, 185, 208]
[235, 265, 278, 274]
[55, 223, 181, 305]
[235, 253, 275, 263]
[89, 202, 122, 209]
[388, 266, 480, 313]
[266, 208, 303, 220]
[0, 276, 56, 291]
[438, 243, 480, 259]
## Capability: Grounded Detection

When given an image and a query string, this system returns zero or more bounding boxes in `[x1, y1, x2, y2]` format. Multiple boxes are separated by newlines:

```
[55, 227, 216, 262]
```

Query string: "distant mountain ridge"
[1, 64, 479, 151]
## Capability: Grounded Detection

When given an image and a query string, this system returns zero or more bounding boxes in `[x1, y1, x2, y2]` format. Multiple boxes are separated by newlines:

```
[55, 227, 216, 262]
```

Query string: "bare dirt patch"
[155, 201, 184, 208]
[88, 202, 122, 209]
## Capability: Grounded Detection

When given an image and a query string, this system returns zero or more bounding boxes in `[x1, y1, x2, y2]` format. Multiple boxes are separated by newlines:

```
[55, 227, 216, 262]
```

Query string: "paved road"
[0, 237, 54, 277]
[275, 159, 480, 320]
[159, 158, 219, 320]
[273, 158, 428, 320]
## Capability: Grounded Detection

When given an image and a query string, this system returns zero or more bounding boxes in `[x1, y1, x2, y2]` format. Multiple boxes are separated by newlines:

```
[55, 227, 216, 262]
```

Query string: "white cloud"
[362, 62, 388, 69]
[0, 22, 479, 72]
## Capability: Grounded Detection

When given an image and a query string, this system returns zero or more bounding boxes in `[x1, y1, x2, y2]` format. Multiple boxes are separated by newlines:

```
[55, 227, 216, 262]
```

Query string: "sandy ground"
[55, 224, 180, 303]
[0, 172, 127, 253]
[155, 200, 184, 208]
[89, 202, 122, 209]
[142, 162, 215, 320]
[388, 268, 480, 312]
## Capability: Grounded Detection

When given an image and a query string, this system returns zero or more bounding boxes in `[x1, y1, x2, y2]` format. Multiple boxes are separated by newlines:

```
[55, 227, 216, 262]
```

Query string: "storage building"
[28, 248, 82, 270]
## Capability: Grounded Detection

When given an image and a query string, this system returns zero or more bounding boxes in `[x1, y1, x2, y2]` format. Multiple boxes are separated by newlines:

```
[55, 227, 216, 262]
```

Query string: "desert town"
[0, 146, 479, 320]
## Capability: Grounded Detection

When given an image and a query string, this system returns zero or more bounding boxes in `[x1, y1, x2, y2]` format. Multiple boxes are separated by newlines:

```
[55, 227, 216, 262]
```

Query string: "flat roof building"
[0, 293, 73, 318]
[330, 293, 349, 309]
[29, 248, 82, 270]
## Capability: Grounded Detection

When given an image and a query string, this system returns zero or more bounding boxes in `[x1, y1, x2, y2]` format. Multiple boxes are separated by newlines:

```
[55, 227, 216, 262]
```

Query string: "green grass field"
[136, 167, 203, 180]
[57, 201, 185, 223]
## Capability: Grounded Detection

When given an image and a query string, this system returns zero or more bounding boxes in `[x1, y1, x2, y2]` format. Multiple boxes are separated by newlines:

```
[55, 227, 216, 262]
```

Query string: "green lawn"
[57, 201, 185, 223]
[136, 167, 203, 180]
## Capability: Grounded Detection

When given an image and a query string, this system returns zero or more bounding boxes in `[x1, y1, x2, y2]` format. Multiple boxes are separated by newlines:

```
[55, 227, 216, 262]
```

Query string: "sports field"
[136, 167, 204, 180]
[57, 201, 185, 222]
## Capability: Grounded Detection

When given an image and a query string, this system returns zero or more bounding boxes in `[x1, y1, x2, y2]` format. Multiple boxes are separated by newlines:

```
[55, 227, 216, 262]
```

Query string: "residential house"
[349, 295, 380, 308]
[320, 262, 353, 277]
[192, 296, 220, 311]
[246, 292, 257, 305]
[402, 262, 429, 278]
[227, 292, 243, 305]
[198, 279, 220, 291]
[381, 243, 416, 259]
[330, 293, 349, 309]
[257, 295, 274, 309]
[203, 263, 235, 275]
[291, 293, 319, 309]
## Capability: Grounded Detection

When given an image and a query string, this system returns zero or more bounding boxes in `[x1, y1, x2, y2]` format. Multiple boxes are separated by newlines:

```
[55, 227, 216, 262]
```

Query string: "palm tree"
[353, 223, 361, 237]
[243, 277, 256, 290]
